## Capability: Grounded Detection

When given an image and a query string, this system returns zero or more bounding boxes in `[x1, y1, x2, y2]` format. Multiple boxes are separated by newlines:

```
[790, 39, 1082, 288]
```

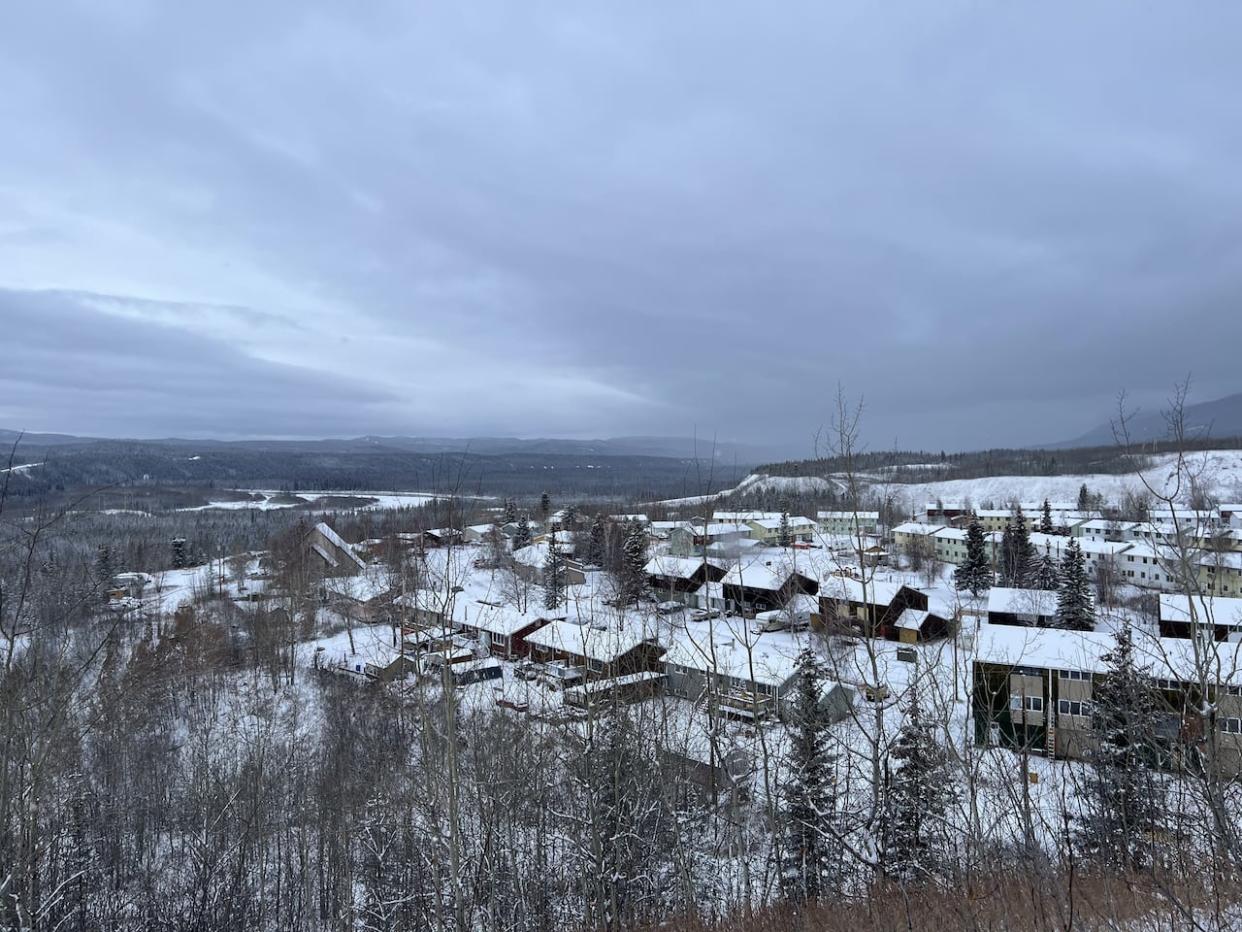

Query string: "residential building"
[817, 576, 945, 640]
[746, 516, 816, 545]
[720, 557, 818, 615]
[971, 623, 1242, 774]
[525, 620, 665, 679]
[307, 522, 367, 575]
[817, 510, 880, 537]
[645, 555, 727, 603]
[986, 587, 1060, 628]
[1158, 594, 1242, 641]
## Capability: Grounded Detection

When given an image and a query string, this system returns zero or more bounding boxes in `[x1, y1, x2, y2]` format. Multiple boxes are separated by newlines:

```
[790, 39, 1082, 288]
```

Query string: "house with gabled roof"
[720, 557, 818, 615]
[525, 620, 665, 679]
[645, 555, 726, 602]
[817, 575, 942, 639]
[308, 522, 368, 576]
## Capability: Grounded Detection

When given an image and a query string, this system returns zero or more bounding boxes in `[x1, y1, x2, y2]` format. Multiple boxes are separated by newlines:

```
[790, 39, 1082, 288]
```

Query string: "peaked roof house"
[720, 558, 818, 615]
[986, 587, 1061, 628]
[452, 599, 555, 658]
[746, 516, 816, 545]
[1158, 594, 1242, 642]
[817, 576, 946, 640]
[645, 556, 727, 601]
[525, 620, 666, 679]
[308, 522, 368, 576]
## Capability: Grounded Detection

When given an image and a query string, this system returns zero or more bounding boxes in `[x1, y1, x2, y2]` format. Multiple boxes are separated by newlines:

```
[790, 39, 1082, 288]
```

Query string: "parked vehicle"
[514, 659, 543, 681]
[689, 609, 722, 621]
[656, 601, 685, 615]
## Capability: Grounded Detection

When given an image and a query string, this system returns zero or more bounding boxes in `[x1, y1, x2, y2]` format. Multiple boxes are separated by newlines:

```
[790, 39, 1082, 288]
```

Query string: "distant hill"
[0, 430, 757, 502]
[1054, 391, 1242, 448]
[0, 430, 771, 464]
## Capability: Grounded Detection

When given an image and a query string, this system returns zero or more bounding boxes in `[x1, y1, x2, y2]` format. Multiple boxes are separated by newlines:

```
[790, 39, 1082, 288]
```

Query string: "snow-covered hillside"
[891, 449, 1242, 509]
[672, 449, 1242, 509]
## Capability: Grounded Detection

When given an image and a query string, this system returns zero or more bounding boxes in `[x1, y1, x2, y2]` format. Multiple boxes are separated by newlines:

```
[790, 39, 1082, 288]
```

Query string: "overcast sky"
[3, 2, 1241, 456]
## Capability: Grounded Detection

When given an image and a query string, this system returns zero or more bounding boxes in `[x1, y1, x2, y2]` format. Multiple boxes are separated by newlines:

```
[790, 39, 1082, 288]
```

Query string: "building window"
[1220, 718, 1242, 735]
[1057, 699, 1092, 717]
[1010, 695, 1043, 713]
[1058, 669, 1090, 681]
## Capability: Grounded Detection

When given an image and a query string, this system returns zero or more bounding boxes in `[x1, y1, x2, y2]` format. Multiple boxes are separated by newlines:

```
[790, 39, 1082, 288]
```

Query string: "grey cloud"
[2, 2, 1242, 453]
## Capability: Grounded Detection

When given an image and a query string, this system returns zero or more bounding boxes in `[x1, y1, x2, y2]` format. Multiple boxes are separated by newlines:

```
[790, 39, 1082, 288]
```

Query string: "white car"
[689, 608, 722, 621]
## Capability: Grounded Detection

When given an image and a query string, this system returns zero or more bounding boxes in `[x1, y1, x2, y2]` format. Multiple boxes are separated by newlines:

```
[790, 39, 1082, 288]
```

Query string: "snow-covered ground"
[892, 449, 1242, 510]
[0, 461, 44, 474]
[669, 449, 1242, 510]
[177, 488, 453, 512]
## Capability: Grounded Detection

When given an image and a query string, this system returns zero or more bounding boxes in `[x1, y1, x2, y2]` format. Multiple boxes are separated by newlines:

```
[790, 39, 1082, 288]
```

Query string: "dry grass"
[644, 871, 1240, 932]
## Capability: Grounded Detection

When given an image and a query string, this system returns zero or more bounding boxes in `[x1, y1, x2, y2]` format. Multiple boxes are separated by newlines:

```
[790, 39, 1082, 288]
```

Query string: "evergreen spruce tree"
[1040, 498, 1055, 535]
[513, 516, 533, 551]
[621, 522, 649, 604]
[779, 648, 838, 903]
[1033, 541, 1060, 591]
[1054, 538, 1095, 630]
[1000, 506, 1037, 587]
[1077, 483, 1091, 512]
[954, 517, 993, 597]
[1075, 624, 1165, 869]
[882, 688, 955, 885]
[539, 491, 551, 520]
[501, 498, 517, 525]
[778, 511, 792, 548]
[586, 516, 608, 567]
[542, 539, 566, 610]
[171, 537, 188, 570]
[94, 545, 113, 586]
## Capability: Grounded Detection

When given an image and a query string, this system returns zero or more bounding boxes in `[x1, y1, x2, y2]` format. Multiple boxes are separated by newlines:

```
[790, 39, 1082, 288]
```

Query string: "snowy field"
[665, 449, 1242, 509]
[177, 488, 453, 512]
[892, 449, 1242, 509]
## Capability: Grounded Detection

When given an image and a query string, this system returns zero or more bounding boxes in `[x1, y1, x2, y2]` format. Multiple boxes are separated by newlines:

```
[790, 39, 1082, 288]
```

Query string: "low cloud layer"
[3, 2, 1241, 454]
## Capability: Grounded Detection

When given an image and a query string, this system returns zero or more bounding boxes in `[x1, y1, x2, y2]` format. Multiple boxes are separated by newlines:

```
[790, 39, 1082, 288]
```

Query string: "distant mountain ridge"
[0, 430, 771, 463]
[1053, 391, 1242, 448]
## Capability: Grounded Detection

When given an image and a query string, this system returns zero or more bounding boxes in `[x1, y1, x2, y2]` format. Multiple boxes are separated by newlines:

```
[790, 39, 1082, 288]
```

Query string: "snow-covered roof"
[721, 557, 807, 592]
[819, 576, 907, 606]
[313, 522, 367, 570]
[525, 620, 660, 663]
[749, 516, 815, 530]
[1077, 518, 1138, 531]
[1158, 594, 1242, 628]
[457, 600, 551, 636]
[986, 586, 1060, 617]
[893, 522, 942, 536]
[610, 513, 650, 523]
[706, 537, 763, 554]
[664, 622, 805, 688]
[324, 568, 392, 603]
[513, 540, 574, 569]
[1028, 532, 1132, 557]
[713, 511, 782, 522]
[466, 523, 496, 534]
[645, 555, 714, 580]
[973, 623, 1242, 685]
[894, 608, 931, 631]
[817, 511, 880, 520]
[675, 522, 751, 536]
